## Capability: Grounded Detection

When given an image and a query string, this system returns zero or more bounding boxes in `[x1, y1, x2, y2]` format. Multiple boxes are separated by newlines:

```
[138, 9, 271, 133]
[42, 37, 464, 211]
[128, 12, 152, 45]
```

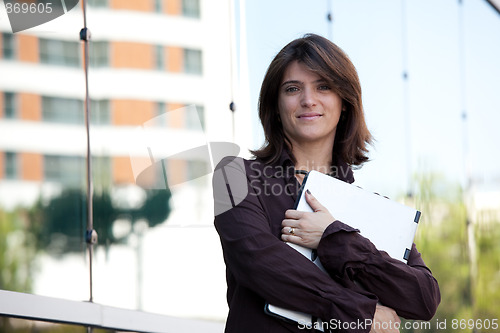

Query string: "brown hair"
[251, 33, 373, 167]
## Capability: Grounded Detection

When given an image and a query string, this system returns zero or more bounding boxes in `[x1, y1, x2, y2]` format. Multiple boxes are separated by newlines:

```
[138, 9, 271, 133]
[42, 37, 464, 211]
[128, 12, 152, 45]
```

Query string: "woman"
[213, 34, 440, 333]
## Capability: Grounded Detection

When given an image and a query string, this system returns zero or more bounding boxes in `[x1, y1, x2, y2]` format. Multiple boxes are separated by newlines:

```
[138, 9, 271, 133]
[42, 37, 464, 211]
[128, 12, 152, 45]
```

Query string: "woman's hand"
[370, 304, 401, 333]
[281, 190, 335, 249]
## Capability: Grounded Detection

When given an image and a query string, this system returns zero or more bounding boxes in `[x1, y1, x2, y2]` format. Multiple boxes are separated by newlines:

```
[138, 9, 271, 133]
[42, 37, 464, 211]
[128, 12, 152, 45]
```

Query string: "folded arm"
[317, 222, 441, 320]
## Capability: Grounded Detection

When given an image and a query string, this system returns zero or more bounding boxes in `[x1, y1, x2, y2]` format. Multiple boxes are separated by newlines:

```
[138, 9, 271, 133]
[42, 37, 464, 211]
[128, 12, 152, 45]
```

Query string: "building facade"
[0, 0, 243, 331]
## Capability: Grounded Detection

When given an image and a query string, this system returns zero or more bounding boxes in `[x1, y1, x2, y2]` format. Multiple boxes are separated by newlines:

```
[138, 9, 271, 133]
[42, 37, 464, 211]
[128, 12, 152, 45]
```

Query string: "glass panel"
[3, 92, 16, 118]
[155, 45, 164, 70]
[186, 104, 204, 130]
[4, 152, 18, 179]
[39, 38, 80, 67]
[1, 32, 16, 59]
[154, 0, 162, 13]
[90, 41, 109, 68]
[42, 96, 84, 124]
[88, 0, 108, 8]
[183, 48, 202, 75]
[44, 155, 85, 187]
[182, 0, 200, 18]
[155, 101, 167, 126]
[90, 99, 110, 125]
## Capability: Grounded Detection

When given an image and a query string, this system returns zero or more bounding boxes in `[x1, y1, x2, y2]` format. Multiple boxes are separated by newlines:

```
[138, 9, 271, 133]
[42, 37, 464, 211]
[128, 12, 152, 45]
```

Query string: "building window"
[90, 41, 109, 67]
[182, 0, 200, 18]
[39, 38, 80, 67]
[44, 155, 85, 187]
[183, 48, 202, 75]
[42, 96, 84, 124]
[90, 99, 110, 125]
[92, 156, 112, 188]
[88, 0, 108, 7]
[1, 32, 16, 59]
[42, 96, 109, 125]
[3, 92, 17, 119]
[154, 0, 162, 13]
[4, 152, 18, 180]
[155, 102, 167, 126]
[186, 104, 204, 130]
[155, 45, 164, 70]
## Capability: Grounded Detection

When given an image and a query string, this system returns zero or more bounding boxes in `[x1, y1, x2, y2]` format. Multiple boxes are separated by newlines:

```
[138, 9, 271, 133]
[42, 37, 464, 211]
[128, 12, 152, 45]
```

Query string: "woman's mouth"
[297, 113, 322, 120]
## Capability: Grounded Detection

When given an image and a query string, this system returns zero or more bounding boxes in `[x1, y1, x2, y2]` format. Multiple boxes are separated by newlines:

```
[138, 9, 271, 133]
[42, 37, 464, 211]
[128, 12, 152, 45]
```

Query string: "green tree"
[400, 173, 500, 332]
[28, 188, 171, 255]
[0, 208, 37, 331]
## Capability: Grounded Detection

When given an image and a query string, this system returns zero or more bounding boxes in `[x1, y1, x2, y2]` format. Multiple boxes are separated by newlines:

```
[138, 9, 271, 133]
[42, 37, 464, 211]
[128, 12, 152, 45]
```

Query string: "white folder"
[265, 170, 421, 330]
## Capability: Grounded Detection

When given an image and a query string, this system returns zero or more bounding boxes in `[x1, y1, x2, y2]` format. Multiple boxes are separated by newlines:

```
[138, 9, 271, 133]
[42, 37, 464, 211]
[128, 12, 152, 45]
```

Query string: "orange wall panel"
[111, 42, 154, 69]
[113, 156, 136, 184]
[167, 159, 186, 186]
[19, 93, 41, 121]
[18, 34, 39, 63]
[165, 0, 181, 15]
[110, 0, 152, 12]
[167, 46, 183, 73]
[167, 103, 185, 128]
[21, 153, 42, 181]
[112, 99, 155, 126]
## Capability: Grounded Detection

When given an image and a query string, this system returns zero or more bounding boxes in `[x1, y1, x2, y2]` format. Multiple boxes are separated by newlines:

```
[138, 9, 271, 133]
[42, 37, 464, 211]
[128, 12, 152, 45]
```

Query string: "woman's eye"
[285, 86, 299, 93]
[318, 85, 331, 91]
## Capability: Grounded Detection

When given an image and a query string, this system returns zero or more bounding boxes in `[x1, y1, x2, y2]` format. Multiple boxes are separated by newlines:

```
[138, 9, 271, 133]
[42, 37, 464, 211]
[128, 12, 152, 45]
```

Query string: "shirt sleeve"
[213, 158, 378, 331]
[317, 221, 441, 321]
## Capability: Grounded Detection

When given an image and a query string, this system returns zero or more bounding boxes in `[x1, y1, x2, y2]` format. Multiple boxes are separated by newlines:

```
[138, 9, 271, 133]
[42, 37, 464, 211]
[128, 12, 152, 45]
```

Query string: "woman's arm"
[280, 191, 440, 320]
[213, 158, 378, 330]
[317, 223, 440, 320]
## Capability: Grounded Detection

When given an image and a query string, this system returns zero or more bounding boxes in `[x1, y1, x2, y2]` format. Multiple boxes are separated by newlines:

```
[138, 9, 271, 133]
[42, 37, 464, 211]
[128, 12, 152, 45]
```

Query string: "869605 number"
[451, 319, 498, 331]
[6, 2, 53, 14]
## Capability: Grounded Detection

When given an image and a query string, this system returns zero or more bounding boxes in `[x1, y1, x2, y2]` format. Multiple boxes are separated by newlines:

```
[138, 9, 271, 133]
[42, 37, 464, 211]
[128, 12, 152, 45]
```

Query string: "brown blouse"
[213, 150, 440, 332]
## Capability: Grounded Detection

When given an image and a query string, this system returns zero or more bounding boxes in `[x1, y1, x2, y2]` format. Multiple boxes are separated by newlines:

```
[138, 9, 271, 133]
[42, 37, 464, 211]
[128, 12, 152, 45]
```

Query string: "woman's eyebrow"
[281, 80, 302, 87]
[281, 79, 328, 87]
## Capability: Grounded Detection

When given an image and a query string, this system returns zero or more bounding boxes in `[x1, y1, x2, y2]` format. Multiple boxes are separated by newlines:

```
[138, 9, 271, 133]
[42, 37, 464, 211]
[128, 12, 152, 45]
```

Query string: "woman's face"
[278, 61, 343, 148]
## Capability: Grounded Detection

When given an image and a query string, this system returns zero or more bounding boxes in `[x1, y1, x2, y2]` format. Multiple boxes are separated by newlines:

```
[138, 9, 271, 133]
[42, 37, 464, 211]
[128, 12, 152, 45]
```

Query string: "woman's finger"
[281, 226, 298, 236]
[281, 233, 302, 243]
[305, 189, 327, 213]
[281, 219, 299, 228]
[284, 209, 303, 219]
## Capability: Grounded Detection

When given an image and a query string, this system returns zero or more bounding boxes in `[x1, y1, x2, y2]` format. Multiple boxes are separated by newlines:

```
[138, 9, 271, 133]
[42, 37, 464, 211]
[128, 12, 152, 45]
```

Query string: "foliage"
[27, 188, 171, 255]
[0, 208, 35, 292]
[400, 173, 500, 333]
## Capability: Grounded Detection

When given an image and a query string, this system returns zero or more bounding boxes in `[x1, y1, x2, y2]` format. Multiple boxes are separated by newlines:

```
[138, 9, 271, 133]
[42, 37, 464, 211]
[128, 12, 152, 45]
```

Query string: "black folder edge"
[414, 210, 421, 223]
[263, 304, 304, 325]
[293, 171, 310, 209]
[264, 171, 324, 331]
[263, 304, 324, 332]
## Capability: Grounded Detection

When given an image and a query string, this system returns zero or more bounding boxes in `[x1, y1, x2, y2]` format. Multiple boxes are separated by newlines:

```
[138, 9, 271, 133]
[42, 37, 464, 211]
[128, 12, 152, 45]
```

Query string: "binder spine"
[414, 211, 421, 223]
[404, 248, 411, 261]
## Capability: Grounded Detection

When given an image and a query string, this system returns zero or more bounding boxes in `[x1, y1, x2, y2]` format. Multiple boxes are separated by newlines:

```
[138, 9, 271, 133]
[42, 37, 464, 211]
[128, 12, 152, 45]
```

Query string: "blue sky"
[239, 0, 500, 197]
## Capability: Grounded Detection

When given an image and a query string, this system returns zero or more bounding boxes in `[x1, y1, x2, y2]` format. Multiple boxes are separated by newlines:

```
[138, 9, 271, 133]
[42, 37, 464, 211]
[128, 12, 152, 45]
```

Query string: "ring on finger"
[289, 227, 295, 235]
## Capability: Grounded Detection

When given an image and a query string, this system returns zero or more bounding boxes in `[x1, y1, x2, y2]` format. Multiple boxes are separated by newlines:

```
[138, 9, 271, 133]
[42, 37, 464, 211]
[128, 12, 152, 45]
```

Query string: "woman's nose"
[300, 88, 317, 108]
